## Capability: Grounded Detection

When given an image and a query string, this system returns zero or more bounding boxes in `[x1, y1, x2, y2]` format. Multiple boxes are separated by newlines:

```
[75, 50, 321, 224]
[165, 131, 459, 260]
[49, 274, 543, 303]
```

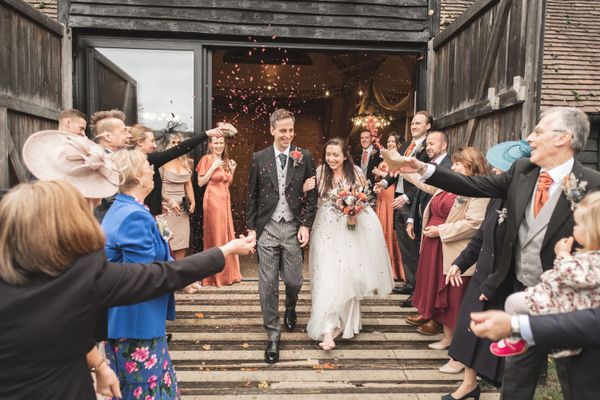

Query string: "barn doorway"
[210, 48, 419, 234]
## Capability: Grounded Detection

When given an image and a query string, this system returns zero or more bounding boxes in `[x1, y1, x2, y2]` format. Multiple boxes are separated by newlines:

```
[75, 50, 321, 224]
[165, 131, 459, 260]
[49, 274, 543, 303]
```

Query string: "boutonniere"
[453, 196, 467, 208]
[290, 149, 303, 167]
[414, 141, 424, 155]
[156, 214, 173, 242]
[562, 173, 588, 210]
[496, 207, 508, 224]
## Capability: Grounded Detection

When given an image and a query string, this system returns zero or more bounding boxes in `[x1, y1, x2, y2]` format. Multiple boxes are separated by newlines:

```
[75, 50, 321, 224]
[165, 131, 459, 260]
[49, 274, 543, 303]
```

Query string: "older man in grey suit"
[395, 107, 600, 400]
[246, 109, 317, 364]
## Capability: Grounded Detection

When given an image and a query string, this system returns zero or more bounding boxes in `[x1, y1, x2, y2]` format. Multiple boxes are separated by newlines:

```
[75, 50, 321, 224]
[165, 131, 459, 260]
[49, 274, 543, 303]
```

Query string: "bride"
[304, 137, 394, 350]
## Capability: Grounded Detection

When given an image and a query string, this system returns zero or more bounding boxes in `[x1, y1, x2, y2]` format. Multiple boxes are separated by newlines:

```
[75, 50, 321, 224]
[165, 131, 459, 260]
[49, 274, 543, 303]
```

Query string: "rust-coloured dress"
[374, 161, 404, 281]
[413, 191, 470, 329]
[197, 155, 242, 287]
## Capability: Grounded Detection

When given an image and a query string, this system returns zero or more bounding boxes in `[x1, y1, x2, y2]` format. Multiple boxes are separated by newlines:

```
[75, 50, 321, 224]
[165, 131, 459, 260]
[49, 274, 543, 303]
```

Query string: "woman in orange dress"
[373, 132, 404, 281]
[196, 136, 242, 286]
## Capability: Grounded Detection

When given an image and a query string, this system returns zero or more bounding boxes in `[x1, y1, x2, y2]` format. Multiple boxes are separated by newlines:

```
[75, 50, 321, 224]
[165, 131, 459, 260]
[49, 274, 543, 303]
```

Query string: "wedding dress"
[307, 166, 394, 341]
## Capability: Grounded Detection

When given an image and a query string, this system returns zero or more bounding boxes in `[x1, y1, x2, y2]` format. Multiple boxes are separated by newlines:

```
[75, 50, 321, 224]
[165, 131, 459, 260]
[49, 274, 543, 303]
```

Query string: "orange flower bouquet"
[328, 183, 374, 230]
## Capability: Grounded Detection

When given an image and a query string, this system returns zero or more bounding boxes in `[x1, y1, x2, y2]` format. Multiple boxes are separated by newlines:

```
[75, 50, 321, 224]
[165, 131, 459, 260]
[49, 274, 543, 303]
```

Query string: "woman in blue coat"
[102, 149, 184, 399]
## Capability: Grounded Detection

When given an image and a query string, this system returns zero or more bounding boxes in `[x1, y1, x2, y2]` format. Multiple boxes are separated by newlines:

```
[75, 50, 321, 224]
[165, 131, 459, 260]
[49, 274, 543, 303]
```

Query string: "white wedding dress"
[307, 166, 394, 341]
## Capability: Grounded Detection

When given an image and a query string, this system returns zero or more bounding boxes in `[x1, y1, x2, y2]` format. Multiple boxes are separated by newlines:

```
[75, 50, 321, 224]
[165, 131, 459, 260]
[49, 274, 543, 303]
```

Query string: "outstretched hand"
[220, 233, 256, 257]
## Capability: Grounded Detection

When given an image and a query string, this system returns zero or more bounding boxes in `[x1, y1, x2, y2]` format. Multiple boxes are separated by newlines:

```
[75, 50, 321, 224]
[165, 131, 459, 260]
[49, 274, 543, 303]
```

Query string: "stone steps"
[169, 279, 499, 399]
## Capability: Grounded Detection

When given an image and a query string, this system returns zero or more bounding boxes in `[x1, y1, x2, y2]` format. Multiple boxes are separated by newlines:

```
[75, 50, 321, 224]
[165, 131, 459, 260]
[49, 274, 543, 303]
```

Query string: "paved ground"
[168, 262, 500, 399]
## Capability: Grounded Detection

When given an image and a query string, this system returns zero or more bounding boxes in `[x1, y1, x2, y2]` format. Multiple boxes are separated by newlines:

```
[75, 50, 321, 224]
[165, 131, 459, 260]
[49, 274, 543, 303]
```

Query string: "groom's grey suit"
[246, 144, 317, 341]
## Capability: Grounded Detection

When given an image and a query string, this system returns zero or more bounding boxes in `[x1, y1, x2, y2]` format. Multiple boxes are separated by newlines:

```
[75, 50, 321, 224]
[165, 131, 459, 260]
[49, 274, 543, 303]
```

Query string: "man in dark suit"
[398, 107, 600, 400]
[246, 108, 318, 364]
[470, 307, 600, 400]
[401, 130, 451, 307]
[376, 111, 431, 298]
[354, 130, 383, 187]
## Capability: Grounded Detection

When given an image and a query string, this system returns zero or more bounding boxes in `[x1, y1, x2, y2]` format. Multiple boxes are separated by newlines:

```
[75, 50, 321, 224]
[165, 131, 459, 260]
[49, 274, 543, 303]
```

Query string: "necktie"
[361, 149, 369, 169]
[404, 141, 416, 156]
[278, 153, 287, 170]
[533, 172, 553, 217]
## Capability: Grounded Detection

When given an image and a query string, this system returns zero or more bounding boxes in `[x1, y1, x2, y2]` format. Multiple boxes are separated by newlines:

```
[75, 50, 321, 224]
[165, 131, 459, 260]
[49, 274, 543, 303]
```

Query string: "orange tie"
[404, 141, 416, 156]
[533, 172, 554, 217]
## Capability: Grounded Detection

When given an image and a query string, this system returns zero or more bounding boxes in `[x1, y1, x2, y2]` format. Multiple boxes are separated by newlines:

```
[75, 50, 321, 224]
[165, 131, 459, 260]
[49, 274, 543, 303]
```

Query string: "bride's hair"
[319, 137, 357, 195]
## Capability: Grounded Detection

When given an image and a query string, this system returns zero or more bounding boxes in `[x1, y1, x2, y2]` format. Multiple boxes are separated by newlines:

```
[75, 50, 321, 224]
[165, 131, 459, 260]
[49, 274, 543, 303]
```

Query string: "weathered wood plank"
[6, 129, 28, 184]
[68, 16, 432, 42]
[71, 0, 429, 19]
[72, 0, 428, 9]
[433, 88, 523, 130]
[465, 0, 514, 145]
[432, 0, 498, 50]
[0, 108, 8, 188]
[3, 0, 63, 36]
[0, 94, 60, 121]
[68, 4, 428, 29]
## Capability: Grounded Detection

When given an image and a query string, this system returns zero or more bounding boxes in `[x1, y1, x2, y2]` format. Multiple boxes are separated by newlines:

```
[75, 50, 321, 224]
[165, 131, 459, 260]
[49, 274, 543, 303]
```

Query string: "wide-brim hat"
[22, 130, 121, 198]
[486, 140, 531, 172]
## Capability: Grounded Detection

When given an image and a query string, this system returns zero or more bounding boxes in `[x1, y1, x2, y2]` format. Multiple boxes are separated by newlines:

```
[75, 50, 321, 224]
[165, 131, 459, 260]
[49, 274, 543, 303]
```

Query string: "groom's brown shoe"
[264, 341, 280, 364]
[284, 308, 297, 331]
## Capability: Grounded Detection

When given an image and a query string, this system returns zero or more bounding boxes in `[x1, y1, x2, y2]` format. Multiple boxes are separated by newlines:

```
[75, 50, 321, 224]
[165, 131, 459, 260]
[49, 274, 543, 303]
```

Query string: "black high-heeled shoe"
[441, 384, 480, 400]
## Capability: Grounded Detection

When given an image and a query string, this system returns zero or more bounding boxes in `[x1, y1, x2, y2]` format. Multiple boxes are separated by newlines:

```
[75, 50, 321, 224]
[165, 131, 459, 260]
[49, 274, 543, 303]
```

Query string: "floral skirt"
[105, 336, 180, 400]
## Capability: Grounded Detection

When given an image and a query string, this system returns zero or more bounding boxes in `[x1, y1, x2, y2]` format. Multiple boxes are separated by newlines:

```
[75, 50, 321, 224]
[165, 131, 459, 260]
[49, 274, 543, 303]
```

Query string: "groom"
[246, 108, 317, 363]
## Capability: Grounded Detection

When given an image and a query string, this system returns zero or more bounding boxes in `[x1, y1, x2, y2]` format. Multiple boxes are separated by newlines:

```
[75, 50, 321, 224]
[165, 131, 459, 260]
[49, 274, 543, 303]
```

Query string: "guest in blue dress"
[102, 149, 180, 400]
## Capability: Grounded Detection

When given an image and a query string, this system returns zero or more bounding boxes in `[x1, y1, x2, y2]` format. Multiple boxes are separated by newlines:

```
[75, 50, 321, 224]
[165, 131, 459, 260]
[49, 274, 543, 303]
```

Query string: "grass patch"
[534, 358, 562, 400]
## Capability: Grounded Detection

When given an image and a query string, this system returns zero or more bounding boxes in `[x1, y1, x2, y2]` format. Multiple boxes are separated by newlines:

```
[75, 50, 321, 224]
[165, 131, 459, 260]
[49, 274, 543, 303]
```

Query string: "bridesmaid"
[161, 133, 195, 260]
[373, 132, 404, 281]
[197, 136, 242, 287]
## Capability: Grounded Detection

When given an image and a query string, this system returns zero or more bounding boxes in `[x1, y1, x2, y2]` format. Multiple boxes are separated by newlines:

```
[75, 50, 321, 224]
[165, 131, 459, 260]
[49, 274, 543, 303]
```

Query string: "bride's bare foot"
[318, 331, 336, 350]
[318, 340, 335, 350]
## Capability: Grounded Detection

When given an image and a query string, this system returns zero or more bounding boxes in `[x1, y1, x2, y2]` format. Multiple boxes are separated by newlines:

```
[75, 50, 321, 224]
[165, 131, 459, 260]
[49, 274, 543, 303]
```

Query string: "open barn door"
[427, 0, 545, 150]
[86, 48, 138, 125]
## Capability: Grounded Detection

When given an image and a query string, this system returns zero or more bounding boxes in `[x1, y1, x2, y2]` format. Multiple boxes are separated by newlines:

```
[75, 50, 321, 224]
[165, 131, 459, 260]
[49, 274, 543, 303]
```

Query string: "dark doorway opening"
[210, 48, 419, 234]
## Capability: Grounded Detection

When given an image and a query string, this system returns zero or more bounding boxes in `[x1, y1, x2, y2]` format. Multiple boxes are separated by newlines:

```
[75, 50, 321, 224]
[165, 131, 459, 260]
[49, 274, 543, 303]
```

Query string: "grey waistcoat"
[515, 187, 563, 287]
[271, 159, 294, 223]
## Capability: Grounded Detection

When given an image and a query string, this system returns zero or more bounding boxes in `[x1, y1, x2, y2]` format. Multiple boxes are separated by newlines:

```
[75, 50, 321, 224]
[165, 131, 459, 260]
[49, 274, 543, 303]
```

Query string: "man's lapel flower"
[290, 149, 303, 167]
[156, 214, 173, 242]
[413, 141, 425, 156]
[453, 196, 467, 208]
[496, 207, 508, 224]
[562, 173, 588, 210]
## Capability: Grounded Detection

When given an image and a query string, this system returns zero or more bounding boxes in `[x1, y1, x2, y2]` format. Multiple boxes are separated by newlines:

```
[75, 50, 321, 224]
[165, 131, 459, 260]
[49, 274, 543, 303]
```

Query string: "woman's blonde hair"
[207, 135, 231, 172]
[451, 147, 493, 177]
[110, 149, 148, 192]
[165, 133, 191, 172]
[129, 124, 153, 148]
[575, 191, 600, 250]
[0, 181, 105, 285]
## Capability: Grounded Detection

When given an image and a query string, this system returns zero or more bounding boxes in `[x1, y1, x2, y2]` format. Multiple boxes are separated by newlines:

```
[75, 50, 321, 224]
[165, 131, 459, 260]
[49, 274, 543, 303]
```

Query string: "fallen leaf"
[240, 367, 259, 371]
[194, 313, 204, 319]
[312, 362, 338, 370]
[201, 344, 211, 350]
[257, 380, 270, 390]
[241, 342, 250, 348]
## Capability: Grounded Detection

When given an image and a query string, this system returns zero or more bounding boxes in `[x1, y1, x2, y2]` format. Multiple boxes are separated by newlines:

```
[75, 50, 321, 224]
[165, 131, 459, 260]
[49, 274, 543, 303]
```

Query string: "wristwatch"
[510, 315, 522, 339]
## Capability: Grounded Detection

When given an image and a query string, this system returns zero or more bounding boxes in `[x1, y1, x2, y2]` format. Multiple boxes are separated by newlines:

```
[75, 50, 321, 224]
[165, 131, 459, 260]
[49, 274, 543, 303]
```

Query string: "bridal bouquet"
[328, 183, 374, 230]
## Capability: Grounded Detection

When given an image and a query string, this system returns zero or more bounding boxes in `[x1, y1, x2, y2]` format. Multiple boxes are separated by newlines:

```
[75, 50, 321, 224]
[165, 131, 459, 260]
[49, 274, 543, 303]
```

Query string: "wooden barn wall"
[428, 0, 544, 150]
[68, 0, 432, 43]
[0, 0, 67, 189]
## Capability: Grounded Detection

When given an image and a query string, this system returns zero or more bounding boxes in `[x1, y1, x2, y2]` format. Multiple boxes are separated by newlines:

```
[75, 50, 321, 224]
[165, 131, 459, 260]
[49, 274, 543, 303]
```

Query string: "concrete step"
[169, 279, 498, 399]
